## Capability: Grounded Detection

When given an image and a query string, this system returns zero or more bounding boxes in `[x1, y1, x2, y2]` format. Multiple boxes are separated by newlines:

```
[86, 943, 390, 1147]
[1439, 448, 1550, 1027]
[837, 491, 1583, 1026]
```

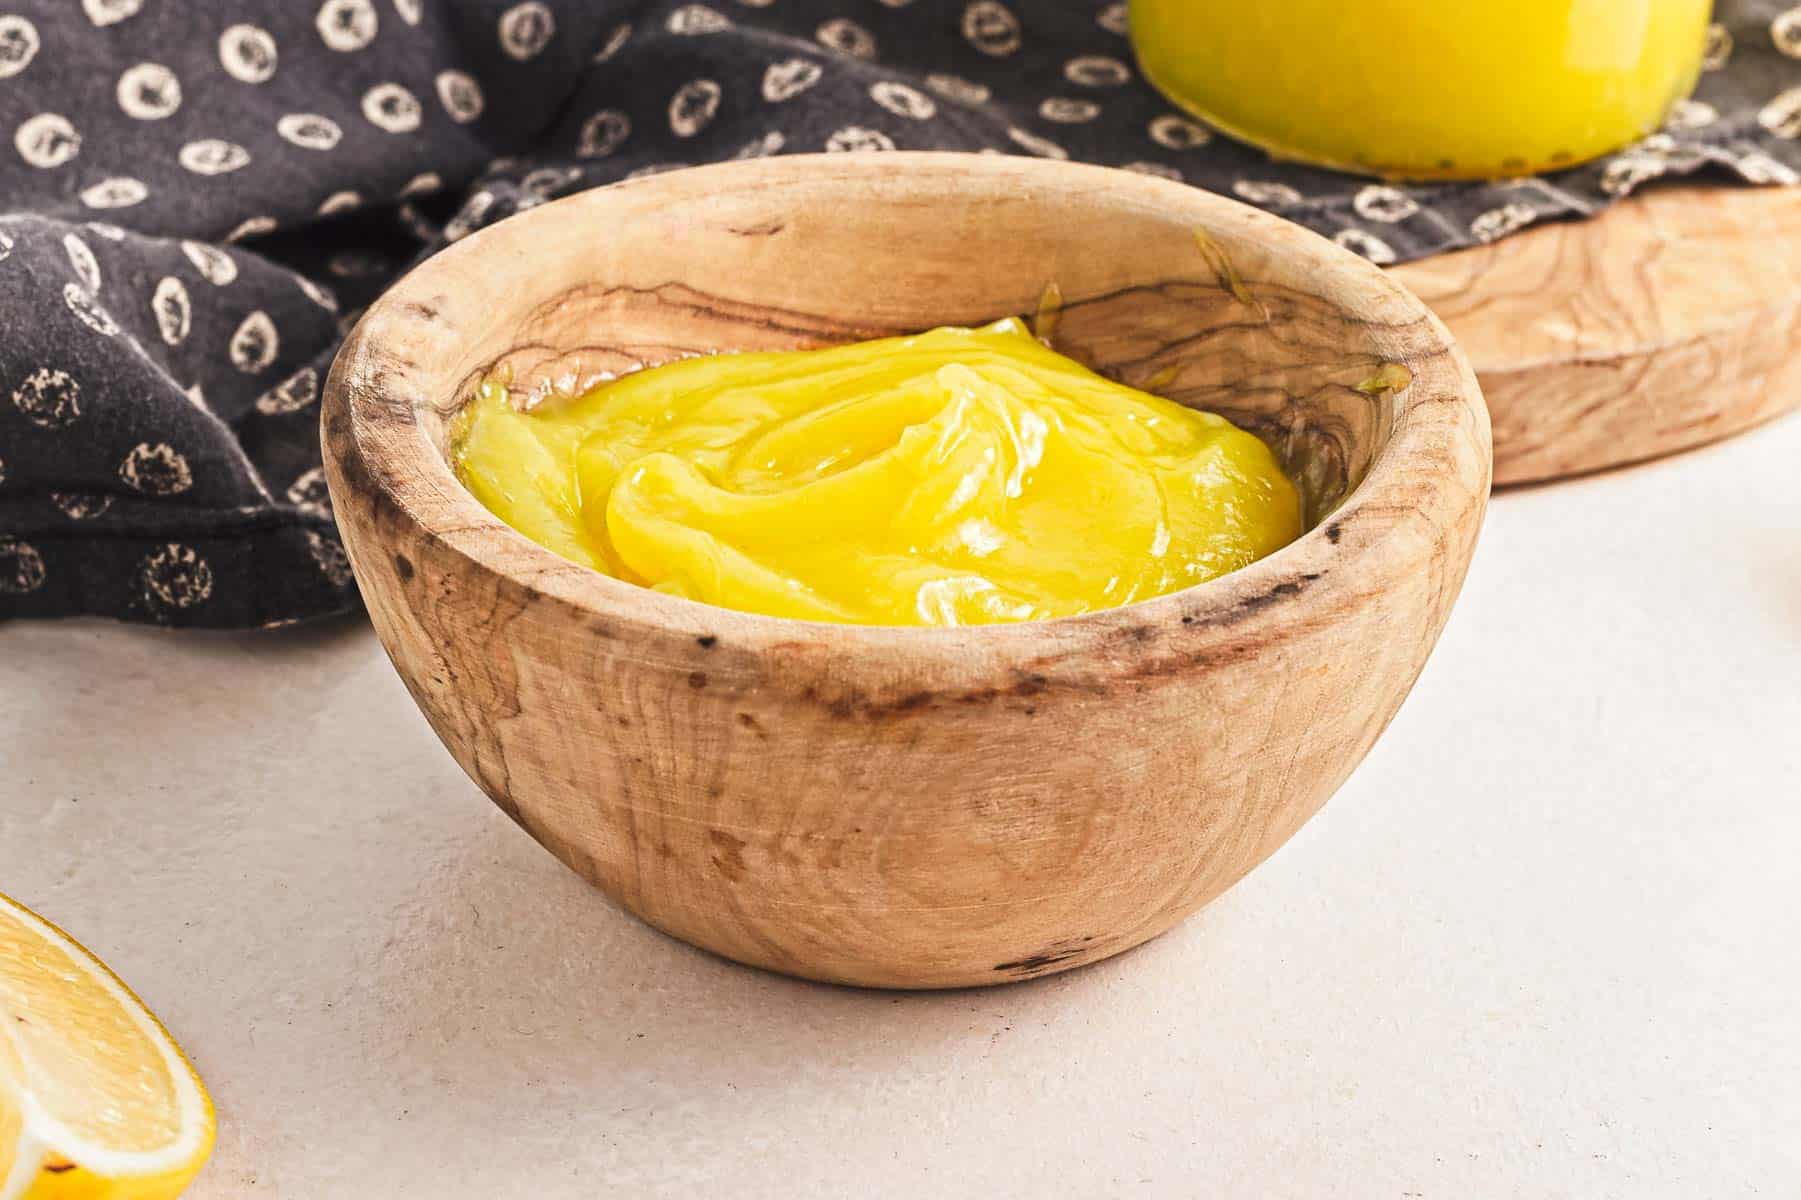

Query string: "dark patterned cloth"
[0, 0, 1796, 627]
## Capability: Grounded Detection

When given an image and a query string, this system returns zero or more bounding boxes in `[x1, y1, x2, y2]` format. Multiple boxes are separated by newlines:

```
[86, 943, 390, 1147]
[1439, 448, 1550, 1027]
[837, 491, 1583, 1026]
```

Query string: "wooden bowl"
[322, 155, 1490, 989]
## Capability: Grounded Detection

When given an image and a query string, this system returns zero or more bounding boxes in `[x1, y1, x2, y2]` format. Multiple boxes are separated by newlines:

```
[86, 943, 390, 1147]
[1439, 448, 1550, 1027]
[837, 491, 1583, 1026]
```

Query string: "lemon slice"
[0, 892, 213, 1200]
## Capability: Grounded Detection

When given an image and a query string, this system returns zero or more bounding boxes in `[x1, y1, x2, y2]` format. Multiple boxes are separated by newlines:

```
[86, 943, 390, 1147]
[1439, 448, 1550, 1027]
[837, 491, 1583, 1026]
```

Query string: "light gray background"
[3, 414, 1797, 1198]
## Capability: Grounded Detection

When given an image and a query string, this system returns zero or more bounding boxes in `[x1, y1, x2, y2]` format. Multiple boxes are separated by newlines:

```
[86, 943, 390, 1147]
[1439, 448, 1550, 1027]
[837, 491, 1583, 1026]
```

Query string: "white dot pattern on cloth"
[1761, 85, 1801, 135]
[668, 5, 732, 35]
[399, 171, 442, 196]
[962, 1, 1021, 57]
[0, 0, 1794, 626]
[1121, 159, 1180, 181]
[816, 17, 876, 59]
[152, 277, 192, 345]
[1233, 179, 1302, 207]
[733, 130, 786, 158]
[763, 59, 823, 103]
[1354, 185, 1420, 223]
[498, 2, 555, 61]
[305, 528, 354, 586]
[1039, 97, 1099, 124]
[825, 125, 894, 153]
[1333, 228, 1397, 265]
[228, 311, 279, 372]
[1706, 23, 1736, 69]
[1148, 113, 1211, 150]
[83, 0, 142, 30]
[256, 366, 320, 414]
[0, 536, 47, 594]
[139, 542, 213, 609]
[443, 189, 494, 240]
[362, 82, 423, 132]
[1063, 55, 1130, 87]
[51, 492, 113, 520]
[224, 215, 277, 242]
[925, 73, 990, 105]
[594, 22, 632, 62]
[63, 284, 120, 337]
[116, 63, 182, 120]
[219, 25, 278, 83]
[869, 81, 935, 120]
[318, 191, 360, 218]
[15, 113, 81, 168]
[0, 16, 40, 79]
[12, 367, 82, 428]
[78, 177, 147, 208]
[578, 110, 631, 157]
[63, 234, 102, 292]
[181, 241, 237, 285]
[179, 139, 252, 175]
[1470, 202, 1540, 243]
[317, 0, 380, 53]
[279, 113, 345, 151]
[1007, 125, 1066, 158]
[435, 71, 485, 123]
[296, 275, 340, 311]
[286, 467, 332, 518]
[668, 79, 722, 137]
[1665, 98, 1721, 130]
[119, 442, 193, 494]
[1775, 7, 1801, 56]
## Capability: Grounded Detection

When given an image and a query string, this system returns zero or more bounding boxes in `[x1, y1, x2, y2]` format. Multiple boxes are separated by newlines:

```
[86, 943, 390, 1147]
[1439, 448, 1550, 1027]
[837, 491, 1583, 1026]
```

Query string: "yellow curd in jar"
[453, 318, 1302, 627]
[1129, 0, 1711, 179]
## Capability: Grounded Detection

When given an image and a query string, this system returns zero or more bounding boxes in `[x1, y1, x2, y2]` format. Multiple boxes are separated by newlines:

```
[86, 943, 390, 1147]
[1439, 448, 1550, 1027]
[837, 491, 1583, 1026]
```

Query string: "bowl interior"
[404, 156, 1427, 531]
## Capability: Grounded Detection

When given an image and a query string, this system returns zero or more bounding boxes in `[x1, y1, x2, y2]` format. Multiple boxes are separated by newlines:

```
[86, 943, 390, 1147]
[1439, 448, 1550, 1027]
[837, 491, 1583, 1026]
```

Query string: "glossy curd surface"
[452, 319, 1301, 627]
[1130, 0, 1710, 179]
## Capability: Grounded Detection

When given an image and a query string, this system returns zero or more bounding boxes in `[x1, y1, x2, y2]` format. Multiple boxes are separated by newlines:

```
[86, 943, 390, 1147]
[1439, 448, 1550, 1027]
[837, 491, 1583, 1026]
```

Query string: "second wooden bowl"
[323, 155, 1490, 988]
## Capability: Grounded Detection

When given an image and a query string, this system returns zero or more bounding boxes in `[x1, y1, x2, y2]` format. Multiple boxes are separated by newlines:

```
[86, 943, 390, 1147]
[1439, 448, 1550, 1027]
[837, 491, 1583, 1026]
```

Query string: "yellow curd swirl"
[453, 318, 1302, 626]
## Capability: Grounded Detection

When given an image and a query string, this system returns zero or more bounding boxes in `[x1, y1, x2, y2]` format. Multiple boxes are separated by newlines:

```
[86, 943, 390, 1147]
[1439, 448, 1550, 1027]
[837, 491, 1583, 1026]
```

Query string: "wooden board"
[1392, 185, 1801, 486]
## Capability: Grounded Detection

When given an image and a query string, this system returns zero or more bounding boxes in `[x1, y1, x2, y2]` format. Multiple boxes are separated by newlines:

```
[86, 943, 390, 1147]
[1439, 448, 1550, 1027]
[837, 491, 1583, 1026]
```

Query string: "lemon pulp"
[0, 892, 214, 1200]
[454, 318, 1302, 626]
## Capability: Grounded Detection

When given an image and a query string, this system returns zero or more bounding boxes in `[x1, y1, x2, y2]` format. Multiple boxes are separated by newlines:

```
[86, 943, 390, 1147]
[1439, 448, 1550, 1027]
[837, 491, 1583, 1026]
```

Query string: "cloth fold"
[1, 0, 1796, 626]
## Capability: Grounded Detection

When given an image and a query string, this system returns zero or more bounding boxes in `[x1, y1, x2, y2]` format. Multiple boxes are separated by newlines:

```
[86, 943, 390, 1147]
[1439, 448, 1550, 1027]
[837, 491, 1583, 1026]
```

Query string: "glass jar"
[1129, 0, 1712, 180]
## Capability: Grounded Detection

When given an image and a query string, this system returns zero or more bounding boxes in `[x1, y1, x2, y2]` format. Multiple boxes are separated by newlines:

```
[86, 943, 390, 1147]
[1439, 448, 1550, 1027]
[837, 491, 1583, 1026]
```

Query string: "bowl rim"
[324, 152, 1489, 691]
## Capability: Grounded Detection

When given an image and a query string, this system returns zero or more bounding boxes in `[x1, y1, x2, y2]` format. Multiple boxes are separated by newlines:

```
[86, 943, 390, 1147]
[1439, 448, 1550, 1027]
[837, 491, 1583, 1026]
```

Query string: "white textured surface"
[2, 414, 1798, 1198]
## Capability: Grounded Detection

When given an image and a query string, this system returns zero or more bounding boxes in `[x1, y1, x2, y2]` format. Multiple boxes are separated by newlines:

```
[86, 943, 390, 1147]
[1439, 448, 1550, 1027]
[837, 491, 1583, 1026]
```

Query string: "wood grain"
[322, 154, 1490, 989]
[1393, 185, 1801, 485]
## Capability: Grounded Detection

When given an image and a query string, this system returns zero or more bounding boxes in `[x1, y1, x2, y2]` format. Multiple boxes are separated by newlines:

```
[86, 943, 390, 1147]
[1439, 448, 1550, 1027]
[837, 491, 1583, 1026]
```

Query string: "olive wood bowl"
[323, 154, 1490, 989]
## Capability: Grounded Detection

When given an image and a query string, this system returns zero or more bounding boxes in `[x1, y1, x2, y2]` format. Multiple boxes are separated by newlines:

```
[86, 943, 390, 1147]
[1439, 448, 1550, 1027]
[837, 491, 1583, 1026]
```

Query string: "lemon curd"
[1130, 0, 1711, 180]
[453, 319, 1302, 627]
